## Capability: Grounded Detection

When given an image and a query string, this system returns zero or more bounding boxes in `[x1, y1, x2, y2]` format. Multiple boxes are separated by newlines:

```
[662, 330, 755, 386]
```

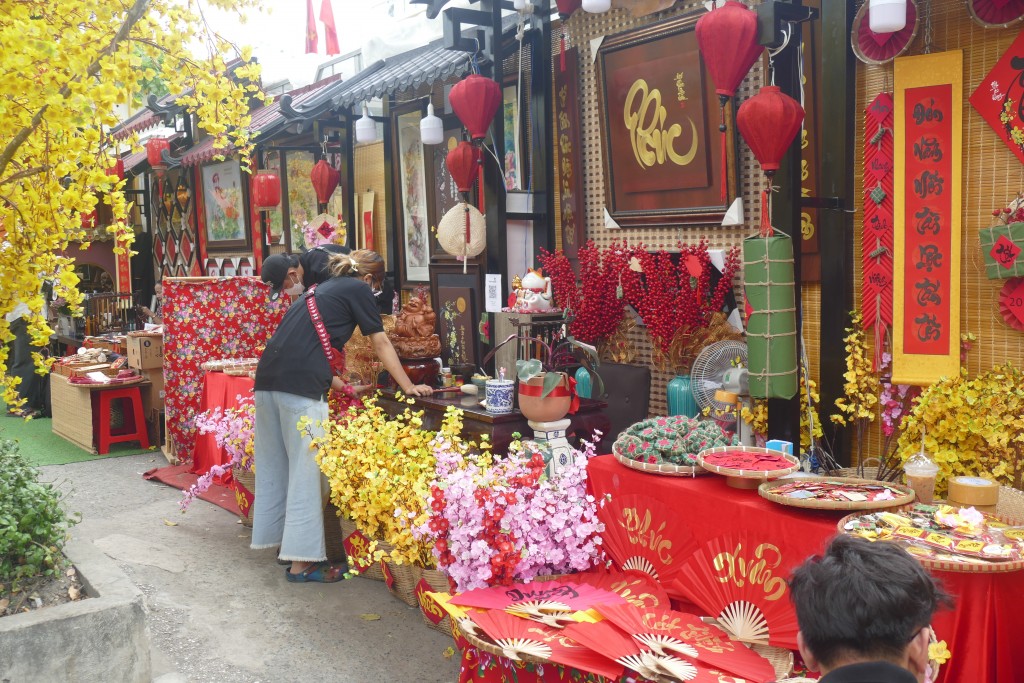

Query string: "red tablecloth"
[189, 372, 254, 486]
[587, 455, 1024, 683]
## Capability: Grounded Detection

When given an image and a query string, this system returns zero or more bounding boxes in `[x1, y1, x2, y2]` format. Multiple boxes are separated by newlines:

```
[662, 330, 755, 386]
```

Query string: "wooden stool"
[92, 386, 150, 454]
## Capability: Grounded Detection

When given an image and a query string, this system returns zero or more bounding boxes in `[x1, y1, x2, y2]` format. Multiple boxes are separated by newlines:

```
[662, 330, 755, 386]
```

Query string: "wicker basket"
[323, 502, 346, 565]
[758, 476, 916, 511]
[417, 567, 454, 637]
[338, 516, 386, 582]
[996, 485, 1024, 524]
[385, 561, 422, 607]
[232, 467, 255, 528]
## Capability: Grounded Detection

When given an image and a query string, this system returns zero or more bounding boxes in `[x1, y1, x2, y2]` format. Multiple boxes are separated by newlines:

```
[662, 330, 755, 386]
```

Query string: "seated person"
[261, 245, 353, 300]
[139, 282, 163, 324]
[789, 535, 952, 683]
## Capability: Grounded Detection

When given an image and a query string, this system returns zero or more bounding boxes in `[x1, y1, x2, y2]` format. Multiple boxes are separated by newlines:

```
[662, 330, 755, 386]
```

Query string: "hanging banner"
[553, 46, 585, 267]
[893, 51, 962, 385]
[969, 28, 1024, 166]
[862, 93, 895, 332]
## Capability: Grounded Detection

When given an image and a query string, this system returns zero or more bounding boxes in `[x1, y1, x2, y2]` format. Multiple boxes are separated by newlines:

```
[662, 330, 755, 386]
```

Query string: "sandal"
[285, 561, 347, 583]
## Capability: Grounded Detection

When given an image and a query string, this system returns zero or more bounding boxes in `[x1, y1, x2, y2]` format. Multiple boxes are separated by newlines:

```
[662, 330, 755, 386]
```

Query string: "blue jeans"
[250, 390, 329, 562]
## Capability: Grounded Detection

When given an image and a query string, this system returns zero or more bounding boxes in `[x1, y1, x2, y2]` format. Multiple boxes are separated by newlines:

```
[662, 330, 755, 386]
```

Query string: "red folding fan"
[464, 610, 624, 681]
[670, 533, 800, 650]
[562, 568, 671, 611]
[562, 621, 725, 683]
[968, 0, 1024, 28]
[449, 579, 623, 611]
[597, 494, 699, 584]
[595, 603, 777, 683]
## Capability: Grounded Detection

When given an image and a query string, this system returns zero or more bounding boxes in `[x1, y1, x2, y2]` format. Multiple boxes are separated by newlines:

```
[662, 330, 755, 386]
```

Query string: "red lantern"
[448, 74, 502, 142]
[251, 170, 281, 210]
[736, 85, 805, 177]
[554, 0, 582, 17]
[145, 137, 170, 168]
[310, 159, 340, 205]
[106, 158, 125, 181]
[81, 210, 97, 230]
[445, 141, 481, 194]
[695, 1, 764, 106]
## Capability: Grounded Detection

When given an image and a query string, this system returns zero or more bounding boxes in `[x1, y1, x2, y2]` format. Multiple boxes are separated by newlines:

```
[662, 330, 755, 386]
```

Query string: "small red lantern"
[445, 141, 481, 194]
[106, 158, 125, 181]
[736, 85, 805, 177]
[448, 74, 503, 142]
[81, 210, 97, 230]
[145, 137, 170, 168]
[310, 159, 340, 205]
[696, 1, 764, 108]
[251, 170, 281, 210]
[554, 0, 582, 18]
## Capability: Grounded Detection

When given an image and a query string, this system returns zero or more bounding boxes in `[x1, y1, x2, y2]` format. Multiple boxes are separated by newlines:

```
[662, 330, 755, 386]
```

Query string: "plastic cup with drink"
[904, 449, 939, 505]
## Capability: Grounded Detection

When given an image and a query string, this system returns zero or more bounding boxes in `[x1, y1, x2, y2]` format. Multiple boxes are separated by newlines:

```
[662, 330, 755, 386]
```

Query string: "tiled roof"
[331, 43, 473, 108]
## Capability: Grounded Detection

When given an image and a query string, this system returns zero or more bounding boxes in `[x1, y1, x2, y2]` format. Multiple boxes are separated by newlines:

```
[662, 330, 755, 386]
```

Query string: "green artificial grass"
[0, 414, 153, 467]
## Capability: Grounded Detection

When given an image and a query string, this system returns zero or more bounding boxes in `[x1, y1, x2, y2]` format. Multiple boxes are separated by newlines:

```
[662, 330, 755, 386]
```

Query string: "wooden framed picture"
[200, 159, 250, 252]
[429, 122, 468, 261]
[429, 262, 484, 369]
[597, 12, 735, 226]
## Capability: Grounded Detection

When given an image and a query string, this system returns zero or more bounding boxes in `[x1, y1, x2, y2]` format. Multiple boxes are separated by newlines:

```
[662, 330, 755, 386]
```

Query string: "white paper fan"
[437, 201, 486, 273]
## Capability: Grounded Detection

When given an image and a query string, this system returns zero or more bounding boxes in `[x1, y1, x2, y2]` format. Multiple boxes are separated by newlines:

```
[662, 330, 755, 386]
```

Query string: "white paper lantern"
[869, 0, 907, 34]
[420, 102, 444, 146]
[355, 103, 377, 144]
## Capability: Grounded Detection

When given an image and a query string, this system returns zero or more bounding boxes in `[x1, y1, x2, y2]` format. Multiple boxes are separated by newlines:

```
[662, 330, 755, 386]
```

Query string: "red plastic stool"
[92, 386, 150, 454]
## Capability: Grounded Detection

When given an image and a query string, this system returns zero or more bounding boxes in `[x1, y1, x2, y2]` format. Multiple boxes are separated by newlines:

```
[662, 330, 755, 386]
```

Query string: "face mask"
[285, 282, 305, 297]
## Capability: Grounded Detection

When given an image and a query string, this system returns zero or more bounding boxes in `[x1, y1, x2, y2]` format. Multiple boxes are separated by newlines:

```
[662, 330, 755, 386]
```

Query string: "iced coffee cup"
[904, 451, 939, 504]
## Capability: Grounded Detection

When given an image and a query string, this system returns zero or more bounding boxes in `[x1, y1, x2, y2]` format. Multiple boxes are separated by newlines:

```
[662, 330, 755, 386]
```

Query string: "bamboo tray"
[697, 447, 799, 489]
[759, 476, 916, 511]
[837, 506, 1024, 574]
[612, 444, 707, 478]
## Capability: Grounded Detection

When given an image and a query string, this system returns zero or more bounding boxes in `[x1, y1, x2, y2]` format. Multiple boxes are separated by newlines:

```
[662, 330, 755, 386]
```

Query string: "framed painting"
[430, 262, 483, 369]
[597, 12, 735, 226]
[200, 159, 250, 251]
[395, 109, 432, 283]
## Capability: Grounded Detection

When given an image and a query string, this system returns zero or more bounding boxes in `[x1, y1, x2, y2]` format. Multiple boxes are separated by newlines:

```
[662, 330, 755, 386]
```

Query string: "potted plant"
[483, 332, 604, 423]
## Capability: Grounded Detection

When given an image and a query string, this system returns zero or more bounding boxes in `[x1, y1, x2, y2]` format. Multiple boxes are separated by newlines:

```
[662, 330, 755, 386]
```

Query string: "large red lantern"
[445, 141, 481, 194]
[695, 1, 764, 108]
[106, 158, 125, 181]
[251, 170, 281, 210]
[736, 85, 805, 177]
[310, 159, 340, 205]
[448, 74, 502, 142]
[145, 137, 170, 168]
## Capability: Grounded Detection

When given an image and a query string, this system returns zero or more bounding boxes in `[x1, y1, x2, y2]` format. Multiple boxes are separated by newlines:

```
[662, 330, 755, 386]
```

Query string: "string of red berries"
[539, 241, 629, 344]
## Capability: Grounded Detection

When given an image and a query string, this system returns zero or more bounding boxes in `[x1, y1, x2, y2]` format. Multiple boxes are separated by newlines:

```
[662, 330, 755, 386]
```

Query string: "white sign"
[485, 273, 503, 313]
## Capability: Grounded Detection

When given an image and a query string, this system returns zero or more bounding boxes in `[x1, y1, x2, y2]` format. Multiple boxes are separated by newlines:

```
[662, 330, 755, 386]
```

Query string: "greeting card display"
[981, 223, 1024, 279]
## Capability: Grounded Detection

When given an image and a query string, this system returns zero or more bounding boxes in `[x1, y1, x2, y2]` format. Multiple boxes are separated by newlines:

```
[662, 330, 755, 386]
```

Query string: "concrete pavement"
[38, 453, 462, 683]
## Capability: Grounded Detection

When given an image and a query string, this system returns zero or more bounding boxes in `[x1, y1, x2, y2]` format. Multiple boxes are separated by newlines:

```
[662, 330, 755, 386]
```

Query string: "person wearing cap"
[261, 245, 355, 301]
[251, 249, 432, 583]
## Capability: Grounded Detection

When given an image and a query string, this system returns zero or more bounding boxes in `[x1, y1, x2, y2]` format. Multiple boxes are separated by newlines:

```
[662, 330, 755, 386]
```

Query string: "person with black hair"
[789, 535, 952, 683]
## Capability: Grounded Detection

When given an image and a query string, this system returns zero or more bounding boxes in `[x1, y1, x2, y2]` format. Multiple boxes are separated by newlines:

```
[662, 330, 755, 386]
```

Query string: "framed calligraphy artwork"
[554, 46, 585, 266]
[893, 51, 962, 386]
[596, 13, 735, 226]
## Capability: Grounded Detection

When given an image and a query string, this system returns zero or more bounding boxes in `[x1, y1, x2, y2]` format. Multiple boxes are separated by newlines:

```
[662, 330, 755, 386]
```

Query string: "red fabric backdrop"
[163, 277, 285, 462]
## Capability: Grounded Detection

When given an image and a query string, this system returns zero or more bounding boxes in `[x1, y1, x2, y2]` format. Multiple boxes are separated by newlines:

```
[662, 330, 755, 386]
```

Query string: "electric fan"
[690, 340, 754, 446]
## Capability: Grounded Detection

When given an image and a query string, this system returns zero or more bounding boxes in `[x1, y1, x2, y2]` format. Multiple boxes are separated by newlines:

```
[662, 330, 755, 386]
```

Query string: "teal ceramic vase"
[574, 366, 592, 399]
[667, 374, 698, 417]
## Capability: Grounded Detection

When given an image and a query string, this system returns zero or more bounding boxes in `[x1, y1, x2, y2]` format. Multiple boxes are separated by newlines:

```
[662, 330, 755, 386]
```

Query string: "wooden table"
[376, 389, 610, 455]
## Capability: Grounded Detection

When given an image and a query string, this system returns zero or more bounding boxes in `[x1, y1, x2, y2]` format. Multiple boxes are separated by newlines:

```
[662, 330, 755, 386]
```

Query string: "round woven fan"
[851, 0, 918, 65]
[968, 0, 1024, 28]
[437, 201, 486, 268]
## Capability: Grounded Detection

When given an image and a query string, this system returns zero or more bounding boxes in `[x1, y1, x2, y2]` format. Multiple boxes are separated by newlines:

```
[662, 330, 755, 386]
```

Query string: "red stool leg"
[128, 388, 150, 450]
[96, 390, 113, 455]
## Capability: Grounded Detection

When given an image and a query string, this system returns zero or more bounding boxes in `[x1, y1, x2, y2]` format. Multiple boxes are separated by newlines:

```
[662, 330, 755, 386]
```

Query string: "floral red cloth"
[163, 278, 286, 463]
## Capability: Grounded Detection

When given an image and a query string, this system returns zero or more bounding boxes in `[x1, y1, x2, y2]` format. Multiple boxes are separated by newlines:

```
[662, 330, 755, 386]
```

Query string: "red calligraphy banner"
[902, 84, 952, 356]
[893, 51, 962, 386]
[554, 47, 585, 267]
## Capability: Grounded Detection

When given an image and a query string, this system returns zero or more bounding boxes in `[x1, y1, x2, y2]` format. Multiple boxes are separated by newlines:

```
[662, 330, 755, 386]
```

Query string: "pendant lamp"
[582, 0, 611, 12]
[355, 103, 377, 144]
[736, 85, 805, 178]
[448, 74, 502, 143]
[869, 0, 907, 33]
[251, 171, 281, 210]
[514, 0, 527, 10]
[420, 102, 444, 146]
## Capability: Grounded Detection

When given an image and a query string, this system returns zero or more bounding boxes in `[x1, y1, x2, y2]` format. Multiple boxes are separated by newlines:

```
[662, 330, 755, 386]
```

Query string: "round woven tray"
[697, 446, 799, 480]
[459, 617, 548, 665]
[837, 505, 1024, 574]
[612, 445, 707, 478]
[759, 476, 916, 511]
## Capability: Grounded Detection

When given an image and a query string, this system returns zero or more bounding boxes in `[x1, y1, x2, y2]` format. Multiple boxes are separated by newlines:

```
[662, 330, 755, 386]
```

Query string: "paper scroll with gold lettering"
[597, 494, 699, 584]
[554, 46, 585, 266]
[593, 603, 778, 682]
[596, 13, 733, 226]
[669, 532, 800, 649]
[893, 52, 962, 385]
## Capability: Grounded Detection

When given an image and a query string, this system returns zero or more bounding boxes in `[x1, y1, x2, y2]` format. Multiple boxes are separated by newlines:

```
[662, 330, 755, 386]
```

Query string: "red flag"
[305, 0, 318, 54]
[320, 0, 339, 56]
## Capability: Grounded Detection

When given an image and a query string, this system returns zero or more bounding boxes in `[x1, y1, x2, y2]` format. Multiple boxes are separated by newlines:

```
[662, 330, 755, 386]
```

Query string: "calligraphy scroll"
[862, 93, 895, 333]
[554, 46, 585, 266]
[893, 51, 962, 385]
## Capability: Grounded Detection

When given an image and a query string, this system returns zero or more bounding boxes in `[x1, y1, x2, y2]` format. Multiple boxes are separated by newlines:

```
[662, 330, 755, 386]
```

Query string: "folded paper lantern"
[695, 1, 764, 105]
[743, 234, 798, 400]
[449, 74, 502, 142]
[310, 159, 340, 205]
[446, 141, 481, 194]
[251, 170, 281, 210]
[736, 86, 805, 178]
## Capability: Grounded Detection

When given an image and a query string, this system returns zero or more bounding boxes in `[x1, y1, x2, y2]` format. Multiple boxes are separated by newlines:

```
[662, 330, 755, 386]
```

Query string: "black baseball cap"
[261, 254, 299, 301]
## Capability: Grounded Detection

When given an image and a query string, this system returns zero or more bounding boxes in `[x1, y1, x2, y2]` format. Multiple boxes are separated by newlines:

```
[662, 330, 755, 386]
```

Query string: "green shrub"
[0, 439, 78, 589]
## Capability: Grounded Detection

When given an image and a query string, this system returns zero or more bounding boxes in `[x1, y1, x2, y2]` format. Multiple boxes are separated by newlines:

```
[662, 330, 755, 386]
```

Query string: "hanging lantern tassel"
[719, 98, 729, 204]
[760, 188, 773, 238]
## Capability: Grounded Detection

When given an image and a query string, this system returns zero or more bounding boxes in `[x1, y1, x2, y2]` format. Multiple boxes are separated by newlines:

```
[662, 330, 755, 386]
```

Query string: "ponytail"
[328, 249, 385, 284]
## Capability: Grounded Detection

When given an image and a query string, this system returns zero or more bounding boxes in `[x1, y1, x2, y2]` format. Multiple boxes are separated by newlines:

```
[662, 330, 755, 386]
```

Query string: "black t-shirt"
[255, 276, 384, 400]
[819, 661, 917, 683]
[299, 244, 351, 289]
